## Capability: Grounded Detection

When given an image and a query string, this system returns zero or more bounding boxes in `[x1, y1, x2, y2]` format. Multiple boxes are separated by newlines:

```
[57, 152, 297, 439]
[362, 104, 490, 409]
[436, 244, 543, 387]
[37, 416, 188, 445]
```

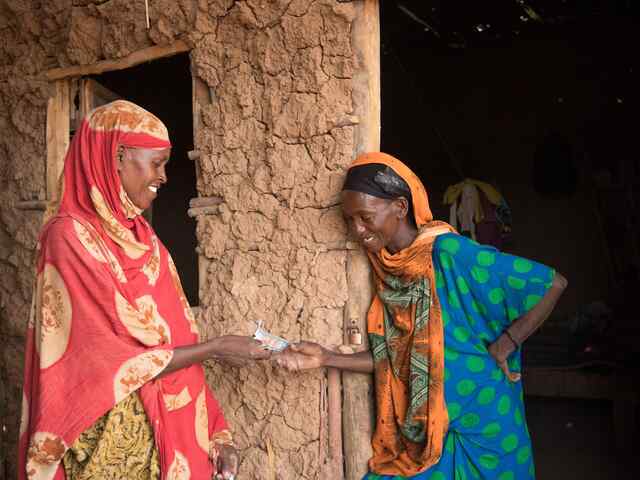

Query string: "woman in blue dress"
[275, 152, 567, 479]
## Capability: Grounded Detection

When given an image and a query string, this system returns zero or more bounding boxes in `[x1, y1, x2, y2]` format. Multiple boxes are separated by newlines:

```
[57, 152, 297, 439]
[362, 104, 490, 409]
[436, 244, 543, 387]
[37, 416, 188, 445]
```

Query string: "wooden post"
[352, 0, 381, 155]
[343, 2, 380, 479]
[342, 250, 375, 480]
[327, 368, 344, 476]
[46, 80, 70, 201]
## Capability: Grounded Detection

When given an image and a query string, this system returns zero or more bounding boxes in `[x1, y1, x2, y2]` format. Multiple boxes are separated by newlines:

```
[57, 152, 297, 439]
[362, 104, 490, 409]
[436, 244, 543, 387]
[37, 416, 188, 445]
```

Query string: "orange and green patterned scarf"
[350, 152, 454, 476]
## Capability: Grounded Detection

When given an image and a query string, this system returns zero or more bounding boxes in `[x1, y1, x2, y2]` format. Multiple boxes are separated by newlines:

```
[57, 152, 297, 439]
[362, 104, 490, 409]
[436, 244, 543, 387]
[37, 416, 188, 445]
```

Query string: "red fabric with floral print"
[19, 101, 230, 480]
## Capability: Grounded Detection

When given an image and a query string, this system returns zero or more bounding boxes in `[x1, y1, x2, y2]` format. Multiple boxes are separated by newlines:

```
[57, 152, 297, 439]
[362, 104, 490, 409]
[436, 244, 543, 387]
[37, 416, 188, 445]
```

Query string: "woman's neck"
[387, 222, 419, 254]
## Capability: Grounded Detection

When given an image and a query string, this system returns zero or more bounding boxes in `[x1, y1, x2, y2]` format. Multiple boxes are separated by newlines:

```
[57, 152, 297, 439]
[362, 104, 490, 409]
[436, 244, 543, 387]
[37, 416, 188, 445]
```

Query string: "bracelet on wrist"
[503, 329, 520, 349]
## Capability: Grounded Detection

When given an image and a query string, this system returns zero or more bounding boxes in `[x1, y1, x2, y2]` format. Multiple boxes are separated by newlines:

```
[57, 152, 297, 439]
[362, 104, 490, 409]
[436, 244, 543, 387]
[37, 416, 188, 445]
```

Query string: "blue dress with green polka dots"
[365, 233, 555, 480]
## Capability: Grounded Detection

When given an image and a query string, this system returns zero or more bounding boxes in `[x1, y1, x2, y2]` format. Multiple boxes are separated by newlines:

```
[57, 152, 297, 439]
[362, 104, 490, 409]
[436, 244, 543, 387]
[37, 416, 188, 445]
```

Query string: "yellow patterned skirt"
[62, 392, 160, 479]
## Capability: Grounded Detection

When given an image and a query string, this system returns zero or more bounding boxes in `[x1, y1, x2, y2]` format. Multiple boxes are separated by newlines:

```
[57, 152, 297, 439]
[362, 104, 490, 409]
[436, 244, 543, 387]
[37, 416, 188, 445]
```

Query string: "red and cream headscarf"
[19, 100, 230, 480]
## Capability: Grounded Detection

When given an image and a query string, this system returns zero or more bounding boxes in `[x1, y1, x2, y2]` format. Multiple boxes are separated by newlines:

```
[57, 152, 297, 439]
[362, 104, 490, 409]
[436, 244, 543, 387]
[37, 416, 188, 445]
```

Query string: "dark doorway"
[380, 2, 640, 478]
[93, 53, 199, 305]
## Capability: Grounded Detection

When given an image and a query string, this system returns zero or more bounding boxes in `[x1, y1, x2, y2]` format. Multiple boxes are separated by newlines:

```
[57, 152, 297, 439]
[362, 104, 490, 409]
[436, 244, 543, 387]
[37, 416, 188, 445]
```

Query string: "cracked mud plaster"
[194, 2, 361, 478]
[1, 0, 367, 478]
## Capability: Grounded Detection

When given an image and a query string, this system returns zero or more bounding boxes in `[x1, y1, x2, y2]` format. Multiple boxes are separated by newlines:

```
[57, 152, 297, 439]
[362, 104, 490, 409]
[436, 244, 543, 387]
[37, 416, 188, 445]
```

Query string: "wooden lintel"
[45, 40, 190, 81]
[335, 115, 360, 127]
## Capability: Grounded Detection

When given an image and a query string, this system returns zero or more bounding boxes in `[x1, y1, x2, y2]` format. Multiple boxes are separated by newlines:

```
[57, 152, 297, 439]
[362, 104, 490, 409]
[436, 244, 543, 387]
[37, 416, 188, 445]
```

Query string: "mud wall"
[0, 0, 53, 475]
[191, 1, 373, 478]
[0, 1, 377, 479]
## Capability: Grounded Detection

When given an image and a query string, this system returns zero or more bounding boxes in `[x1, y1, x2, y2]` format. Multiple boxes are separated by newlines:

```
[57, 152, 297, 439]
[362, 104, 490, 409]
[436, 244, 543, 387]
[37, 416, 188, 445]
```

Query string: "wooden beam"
[198, 254, 207, 309]
[342, 2, 379, 479]
[15, 200, 47, 211]
[46, 80, 70, 201]
[327, 368, 344, 477]
[45, 40, 190, 81]
[187, 205, 219, 218]
[342, 249, 375, 480]
[189, 196, 223, 208]
[352, 0, 381, 155]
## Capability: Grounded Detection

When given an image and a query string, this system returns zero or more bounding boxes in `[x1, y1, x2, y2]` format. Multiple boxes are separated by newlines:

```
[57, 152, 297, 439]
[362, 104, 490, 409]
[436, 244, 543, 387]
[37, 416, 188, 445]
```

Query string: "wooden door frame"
[40, 40, 191, 207]
[45, 80, 70, 203]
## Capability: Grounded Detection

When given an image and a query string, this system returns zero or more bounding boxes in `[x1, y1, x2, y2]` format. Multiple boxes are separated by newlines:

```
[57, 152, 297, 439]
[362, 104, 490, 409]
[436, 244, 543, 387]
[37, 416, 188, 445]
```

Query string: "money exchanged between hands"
[253, 320, 289, 352]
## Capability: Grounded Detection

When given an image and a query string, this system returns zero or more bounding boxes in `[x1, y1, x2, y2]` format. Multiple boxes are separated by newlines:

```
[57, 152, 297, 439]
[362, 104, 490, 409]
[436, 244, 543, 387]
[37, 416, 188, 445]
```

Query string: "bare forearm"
[508, 272, 568, 345]
[159, 338, 225, 377]
[324, 350, 374, 373]
[159, 336, 266, 377]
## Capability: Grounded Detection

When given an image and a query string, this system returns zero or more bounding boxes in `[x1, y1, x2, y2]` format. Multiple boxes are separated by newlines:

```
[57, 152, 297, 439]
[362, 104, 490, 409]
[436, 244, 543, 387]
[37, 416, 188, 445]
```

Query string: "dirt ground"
[527, 396, 637, 480]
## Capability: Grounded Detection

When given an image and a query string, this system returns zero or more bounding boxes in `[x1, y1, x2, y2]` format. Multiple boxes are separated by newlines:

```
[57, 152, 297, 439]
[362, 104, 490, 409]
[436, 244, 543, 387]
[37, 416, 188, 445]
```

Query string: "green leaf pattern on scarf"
[369, 274, 432, 443]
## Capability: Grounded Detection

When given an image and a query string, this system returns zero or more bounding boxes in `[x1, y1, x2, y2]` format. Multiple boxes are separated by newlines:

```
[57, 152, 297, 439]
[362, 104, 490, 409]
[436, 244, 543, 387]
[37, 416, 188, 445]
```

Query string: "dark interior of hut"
[380, 1, 639, 477]
[89, 54, 199, 306]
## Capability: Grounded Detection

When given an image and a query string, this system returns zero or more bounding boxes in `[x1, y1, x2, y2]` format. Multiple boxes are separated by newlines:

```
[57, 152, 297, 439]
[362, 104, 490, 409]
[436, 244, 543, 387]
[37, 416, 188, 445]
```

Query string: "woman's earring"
[116, 147, 125, 170]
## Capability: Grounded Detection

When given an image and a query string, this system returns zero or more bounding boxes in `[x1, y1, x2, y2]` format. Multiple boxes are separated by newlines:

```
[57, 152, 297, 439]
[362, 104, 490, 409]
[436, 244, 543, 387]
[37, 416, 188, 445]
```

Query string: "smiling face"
[117, 146, 171, 211]
[341, 190, 411, 253]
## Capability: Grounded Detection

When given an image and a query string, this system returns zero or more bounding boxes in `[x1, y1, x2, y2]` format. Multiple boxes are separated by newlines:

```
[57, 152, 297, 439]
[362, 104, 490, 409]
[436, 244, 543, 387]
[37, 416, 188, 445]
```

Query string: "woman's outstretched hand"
[213, 444, 238, 480]
[487, 334, 521, 383]
[273, 341, 329, 371]
[159, 335, 271, 377]
[217, 335, 272, 361]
